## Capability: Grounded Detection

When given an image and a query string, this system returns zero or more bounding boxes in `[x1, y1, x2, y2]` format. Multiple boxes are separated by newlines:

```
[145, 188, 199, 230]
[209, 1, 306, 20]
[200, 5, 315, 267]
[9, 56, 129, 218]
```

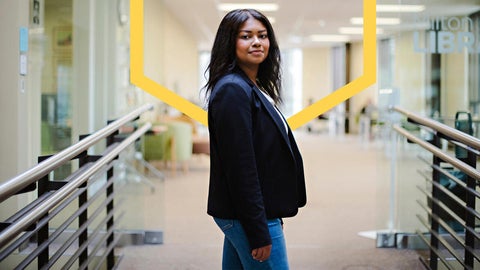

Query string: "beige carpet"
[116, 131, 425, 270]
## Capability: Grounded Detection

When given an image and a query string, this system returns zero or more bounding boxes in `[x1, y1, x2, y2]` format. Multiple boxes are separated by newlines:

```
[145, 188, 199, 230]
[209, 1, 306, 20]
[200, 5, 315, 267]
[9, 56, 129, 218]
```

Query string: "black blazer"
[207, 71, 307, 250]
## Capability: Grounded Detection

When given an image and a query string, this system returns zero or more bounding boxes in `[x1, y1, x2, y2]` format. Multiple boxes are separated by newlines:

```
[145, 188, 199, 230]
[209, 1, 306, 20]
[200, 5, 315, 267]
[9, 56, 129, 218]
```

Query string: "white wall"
[302, 46, 332, 112]
[0, 0, 31, 179]
[144, 0, 165, 86]
[0, 0, 32, 220]
[163, 9, 199, 104]
[144, 0, 199, 120]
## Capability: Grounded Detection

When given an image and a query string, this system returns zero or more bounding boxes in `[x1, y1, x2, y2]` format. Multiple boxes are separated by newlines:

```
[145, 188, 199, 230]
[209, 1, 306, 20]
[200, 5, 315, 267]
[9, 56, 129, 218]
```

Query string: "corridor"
[117, 131, 424, 269]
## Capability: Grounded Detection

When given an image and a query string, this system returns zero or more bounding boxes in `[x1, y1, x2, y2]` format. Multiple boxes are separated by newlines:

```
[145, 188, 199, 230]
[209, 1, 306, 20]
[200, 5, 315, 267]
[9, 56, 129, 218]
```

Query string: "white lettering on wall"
[413, 15, 479, 54]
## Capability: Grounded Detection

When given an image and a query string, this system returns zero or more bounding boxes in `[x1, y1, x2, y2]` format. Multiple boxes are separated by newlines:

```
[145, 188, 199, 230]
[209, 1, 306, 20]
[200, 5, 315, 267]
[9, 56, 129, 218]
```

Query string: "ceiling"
[162, 0, 480, 50]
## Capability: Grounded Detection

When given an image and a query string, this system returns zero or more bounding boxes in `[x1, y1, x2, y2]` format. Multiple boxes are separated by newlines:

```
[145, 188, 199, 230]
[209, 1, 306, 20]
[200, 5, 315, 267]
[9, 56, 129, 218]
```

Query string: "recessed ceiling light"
[217, 3, 279, 12]
[288, 35, 303, 44]
[339, 27, 384, 35]
[377, 5, 425, 13]
[310, 34, 350, 43]
[350, 17, 401, 25]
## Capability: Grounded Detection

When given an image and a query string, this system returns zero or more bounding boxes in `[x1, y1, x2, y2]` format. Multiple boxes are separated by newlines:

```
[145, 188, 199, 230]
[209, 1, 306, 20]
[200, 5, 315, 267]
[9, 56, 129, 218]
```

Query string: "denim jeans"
[214, 217, 289, 270]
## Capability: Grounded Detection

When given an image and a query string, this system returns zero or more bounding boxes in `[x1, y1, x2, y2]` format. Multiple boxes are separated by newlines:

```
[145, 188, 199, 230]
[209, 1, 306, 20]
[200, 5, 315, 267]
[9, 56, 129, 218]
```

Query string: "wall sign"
[413, 15, 479, 54]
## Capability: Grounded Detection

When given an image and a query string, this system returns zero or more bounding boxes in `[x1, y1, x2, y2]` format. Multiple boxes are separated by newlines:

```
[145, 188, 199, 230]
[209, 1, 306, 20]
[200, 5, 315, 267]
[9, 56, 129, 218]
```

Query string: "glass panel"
[281, 49, 303, 117]
[330, 45, 347, 136]
[469, 12, 480, 131]
[40, 0, 73, 156]
[377, 0, 480, 235]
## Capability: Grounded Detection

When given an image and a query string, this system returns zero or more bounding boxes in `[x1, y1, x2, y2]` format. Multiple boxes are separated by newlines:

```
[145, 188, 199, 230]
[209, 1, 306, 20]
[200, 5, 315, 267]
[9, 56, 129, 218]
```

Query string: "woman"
[204, 9, 307, 270]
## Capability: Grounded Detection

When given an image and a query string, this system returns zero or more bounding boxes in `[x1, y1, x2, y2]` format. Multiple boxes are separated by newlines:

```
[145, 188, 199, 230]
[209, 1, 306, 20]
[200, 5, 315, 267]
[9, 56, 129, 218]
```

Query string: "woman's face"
[235, 17, 270, 72]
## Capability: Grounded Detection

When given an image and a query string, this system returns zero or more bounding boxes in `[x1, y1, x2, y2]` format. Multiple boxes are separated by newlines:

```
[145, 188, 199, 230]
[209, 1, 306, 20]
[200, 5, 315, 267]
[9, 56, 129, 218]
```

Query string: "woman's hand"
[251, 244, 272, 262]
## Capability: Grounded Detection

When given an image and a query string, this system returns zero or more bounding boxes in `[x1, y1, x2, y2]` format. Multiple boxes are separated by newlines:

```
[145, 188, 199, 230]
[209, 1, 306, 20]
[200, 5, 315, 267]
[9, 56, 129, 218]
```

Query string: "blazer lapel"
[252, 86, 292, 150]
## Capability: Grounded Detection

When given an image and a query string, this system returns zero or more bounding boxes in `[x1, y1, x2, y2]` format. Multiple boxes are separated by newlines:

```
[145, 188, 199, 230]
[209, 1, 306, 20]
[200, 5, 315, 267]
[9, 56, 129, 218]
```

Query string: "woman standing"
[204, 9, 307, 270]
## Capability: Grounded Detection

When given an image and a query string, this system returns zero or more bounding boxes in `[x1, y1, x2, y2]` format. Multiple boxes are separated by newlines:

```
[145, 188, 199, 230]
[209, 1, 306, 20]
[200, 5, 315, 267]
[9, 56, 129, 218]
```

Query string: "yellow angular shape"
[130, 0, 376, 130]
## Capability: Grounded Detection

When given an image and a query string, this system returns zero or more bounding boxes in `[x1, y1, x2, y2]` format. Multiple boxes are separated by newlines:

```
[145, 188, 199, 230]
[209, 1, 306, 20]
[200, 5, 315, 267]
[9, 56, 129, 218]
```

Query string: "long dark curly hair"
[203, 9, 282, 104]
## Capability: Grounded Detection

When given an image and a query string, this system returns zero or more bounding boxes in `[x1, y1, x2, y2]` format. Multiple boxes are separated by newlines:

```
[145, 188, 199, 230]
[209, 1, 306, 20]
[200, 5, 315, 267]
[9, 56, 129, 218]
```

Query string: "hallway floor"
[116, 131, 425, 270]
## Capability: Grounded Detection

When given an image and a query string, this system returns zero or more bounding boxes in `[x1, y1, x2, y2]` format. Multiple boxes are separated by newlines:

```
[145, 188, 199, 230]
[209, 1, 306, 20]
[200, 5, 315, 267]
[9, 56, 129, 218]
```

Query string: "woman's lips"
[250, 50, 264, 55]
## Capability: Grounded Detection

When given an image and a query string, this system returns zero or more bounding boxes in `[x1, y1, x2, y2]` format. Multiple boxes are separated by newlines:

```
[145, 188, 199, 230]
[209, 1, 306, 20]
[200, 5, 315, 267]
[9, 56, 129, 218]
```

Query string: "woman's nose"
[252, 36, 261, 45]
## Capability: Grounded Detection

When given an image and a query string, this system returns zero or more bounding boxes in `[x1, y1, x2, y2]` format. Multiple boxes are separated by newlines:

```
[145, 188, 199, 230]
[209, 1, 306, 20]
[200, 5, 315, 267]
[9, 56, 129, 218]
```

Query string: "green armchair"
[141, 121, 193, 174]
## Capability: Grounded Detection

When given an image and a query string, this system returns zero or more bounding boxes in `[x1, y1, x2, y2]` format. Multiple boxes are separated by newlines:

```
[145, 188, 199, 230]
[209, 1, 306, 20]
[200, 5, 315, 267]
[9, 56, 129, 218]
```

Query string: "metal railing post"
[36, 159, 50, 270]
[430, 134, 441, 270]
[78, 135, 89, 269]
[464, 149, 476, 268]
[106, 123, 118, 269]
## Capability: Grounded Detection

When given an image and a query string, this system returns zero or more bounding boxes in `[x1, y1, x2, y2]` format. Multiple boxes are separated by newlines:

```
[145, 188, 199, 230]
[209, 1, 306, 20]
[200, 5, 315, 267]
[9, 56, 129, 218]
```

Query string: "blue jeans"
[214, 218, 289, 270]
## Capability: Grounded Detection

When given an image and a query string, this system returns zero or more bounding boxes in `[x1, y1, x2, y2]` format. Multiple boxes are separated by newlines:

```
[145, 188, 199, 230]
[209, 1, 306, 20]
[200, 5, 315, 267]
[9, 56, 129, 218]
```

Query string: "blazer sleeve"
[209, 81, 271, 250]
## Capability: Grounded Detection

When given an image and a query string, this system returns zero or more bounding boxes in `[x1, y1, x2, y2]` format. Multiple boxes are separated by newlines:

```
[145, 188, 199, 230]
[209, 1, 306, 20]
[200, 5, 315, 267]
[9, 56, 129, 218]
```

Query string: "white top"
[259, 90, 289, 134]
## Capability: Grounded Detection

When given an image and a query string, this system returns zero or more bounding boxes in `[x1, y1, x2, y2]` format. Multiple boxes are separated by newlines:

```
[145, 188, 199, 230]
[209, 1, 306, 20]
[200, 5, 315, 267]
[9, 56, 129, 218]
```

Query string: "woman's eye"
[260, 34, 268, 39]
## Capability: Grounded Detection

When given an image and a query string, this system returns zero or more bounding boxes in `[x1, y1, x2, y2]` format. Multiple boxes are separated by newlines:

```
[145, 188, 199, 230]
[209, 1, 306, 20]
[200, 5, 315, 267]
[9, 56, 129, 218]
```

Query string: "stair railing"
[392, 106, 480, 270]
[0, 103, 153, 269]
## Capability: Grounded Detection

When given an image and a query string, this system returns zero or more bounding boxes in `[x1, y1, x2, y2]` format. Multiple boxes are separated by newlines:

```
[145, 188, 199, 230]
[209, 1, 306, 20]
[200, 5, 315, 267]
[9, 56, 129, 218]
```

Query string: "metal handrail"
[393, 125, 480, 180]
[0, 103, 153, 202]
[393, 106, 480, 150]
[392, 106, 480, 269]
[0, 122, 151, 248]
